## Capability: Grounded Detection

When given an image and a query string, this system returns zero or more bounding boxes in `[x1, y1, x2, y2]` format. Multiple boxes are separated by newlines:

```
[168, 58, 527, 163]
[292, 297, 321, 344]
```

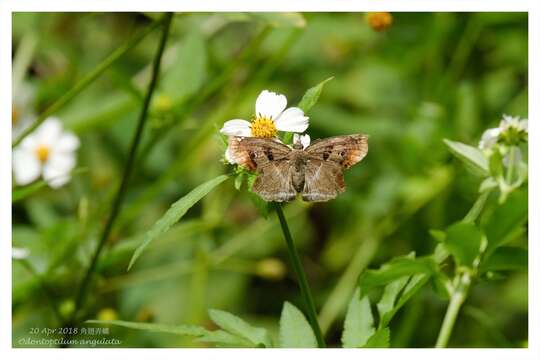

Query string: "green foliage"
[342, 288, 374, 348]
[445, 222, 484, 268]
[208, 309, 272, 348]
[11, 12, 528, 349]
[279, 302, 317, 348]
[128, 174, 230, 270]
[443, 139, 488, 177]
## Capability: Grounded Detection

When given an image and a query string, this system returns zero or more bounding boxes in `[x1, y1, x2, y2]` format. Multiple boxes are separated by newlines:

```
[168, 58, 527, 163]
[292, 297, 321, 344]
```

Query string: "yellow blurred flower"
[366, 12, 393, 32]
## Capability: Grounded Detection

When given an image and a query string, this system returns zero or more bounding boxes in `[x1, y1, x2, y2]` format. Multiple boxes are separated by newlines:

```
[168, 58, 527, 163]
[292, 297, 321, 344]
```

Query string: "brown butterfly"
[228, 134, 368, 202]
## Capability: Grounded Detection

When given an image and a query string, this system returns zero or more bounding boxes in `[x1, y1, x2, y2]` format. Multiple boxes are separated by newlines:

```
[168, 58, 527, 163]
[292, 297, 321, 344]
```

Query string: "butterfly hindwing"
[302, 158, 345, 202]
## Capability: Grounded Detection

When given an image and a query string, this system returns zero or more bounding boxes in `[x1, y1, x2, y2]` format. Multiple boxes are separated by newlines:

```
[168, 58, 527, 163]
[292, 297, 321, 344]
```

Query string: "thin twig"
[273, 203, 326, 348]
[65, 13, 174, 332]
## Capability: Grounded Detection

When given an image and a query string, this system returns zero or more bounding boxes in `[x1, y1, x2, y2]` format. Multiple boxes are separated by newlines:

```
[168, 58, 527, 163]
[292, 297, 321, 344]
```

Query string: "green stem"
[12, 16, 164, 148]
[67, 13, 173, 328]
[462, 189, 491, 224]
[273, 203, 326, 348]
[506, 146, 517, 185]
[435, 273, 470, 347]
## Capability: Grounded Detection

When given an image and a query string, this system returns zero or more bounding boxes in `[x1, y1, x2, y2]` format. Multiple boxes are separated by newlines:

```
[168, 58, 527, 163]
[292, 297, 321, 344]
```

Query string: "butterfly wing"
[304, 134, 368, 169]
[302, 134, 368, 202]
[302, 158, 345, 202]
[227, 136, 296, 202]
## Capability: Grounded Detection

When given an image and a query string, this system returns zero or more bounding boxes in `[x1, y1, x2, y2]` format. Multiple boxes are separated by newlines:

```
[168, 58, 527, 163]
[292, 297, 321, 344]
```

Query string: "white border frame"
[1, 1, 538, 359]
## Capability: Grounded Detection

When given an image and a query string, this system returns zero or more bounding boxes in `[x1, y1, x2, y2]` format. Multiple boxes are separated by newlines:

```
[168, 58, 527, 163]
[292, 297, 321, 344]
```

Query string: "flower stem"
[12, 15, 165, 148]
[273, 203, 326, 348]
[65, 12, 173, 331]
[435, 273, 470, 347]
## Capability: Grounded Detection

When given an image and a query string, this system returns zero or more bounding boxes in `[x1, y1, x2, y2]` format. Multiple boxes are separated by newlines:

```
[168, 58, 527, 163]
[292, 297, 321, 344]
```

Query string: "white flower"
[478, 114, 528, 150]
[479, 128, 501, 150]
[12, 247, 30, 260]
[293, 133, 311, 149]
[220, 90, 309, 164]
[12, 117, 80, 188]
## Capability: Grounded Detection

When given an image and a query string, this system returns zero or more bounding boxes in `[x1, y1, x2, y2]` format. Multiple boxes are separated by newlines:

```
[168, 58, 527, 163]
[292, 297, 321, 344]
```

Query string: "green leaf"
[87, 319, 207, 337]
[443, 139, 489, 176]
[377, 276, 409, 328]
[362, 327, 390, 348]
[196, 329, 253, 347]
[161, 30, 207, 102]
[208, 309, 272, 347]
[429, 229, 446, 242]
[12, 181, 48, 203]
[279, 302, 317, 348]
[342, 288, 375, 348]
[480, 246, 527, 272]
[128, 174, 229, 270]
[358, 256, 438, 293]
[298, 77, 334, 114]
[445, 222, 484, 267]
[484, 190, 528, 256]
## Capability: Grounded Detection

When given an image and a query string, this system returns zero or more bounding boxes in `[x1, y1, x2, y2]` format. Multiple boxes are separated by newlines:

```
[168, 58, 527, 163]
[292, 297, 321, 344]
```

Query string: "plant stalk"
[435, 273, 470, 347]
[273, 203, 326, 348]
[65, 13, 173, 331]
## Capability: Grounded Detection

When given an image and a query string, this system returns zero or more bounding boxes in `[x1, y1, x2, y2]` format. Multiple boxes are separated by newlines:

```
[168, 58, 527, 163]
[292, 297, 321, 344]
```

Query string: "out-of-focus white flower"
[220, 90, 309, 164]
[293, 133, 311, 149]
[12, 117, 80, 188]
[479, 114, 528, 150]
[12, 247, 30, 260]
[12, 82, 36, 137]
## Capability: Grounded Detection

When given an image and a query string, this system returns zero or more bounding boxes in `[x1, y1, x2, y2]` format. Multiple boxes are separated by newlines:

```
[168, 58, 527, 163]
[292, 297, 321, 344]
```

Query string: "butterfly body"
[228, 134, 368, 202]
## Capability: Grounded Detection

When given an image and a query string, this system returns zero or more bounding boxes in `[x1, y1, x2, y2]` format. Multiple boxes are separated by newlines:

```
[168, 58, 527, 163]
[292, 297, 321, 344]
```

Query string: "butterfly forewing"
[227, 136, 291, 171]
[305, 134, 368, 169]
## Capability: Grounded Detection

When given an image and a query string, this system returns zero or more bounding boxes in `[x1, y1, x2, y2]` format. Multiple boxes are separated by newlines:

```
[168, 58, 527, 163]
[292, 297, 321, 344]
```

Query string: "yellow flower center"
[35, 144, 50, 163]
[250, 116, 277, 138]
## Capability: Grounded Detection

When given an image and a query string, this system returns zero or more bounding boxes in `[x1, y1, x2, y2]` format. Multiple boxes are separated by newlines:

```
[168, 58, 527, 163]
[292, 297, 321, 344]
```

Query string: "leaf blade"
[208, 309, 272, 347]
[342, 288, 375, 348]
[443, 139, 488, 176]
[279, 302, 317, 348]
[128, 174, 229, 270]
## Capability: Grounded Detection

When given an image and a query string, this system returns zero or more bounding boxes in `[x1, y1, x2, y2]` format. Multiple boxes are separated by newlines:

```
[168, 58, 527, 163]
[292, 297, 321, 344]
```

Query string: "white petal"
[220, 119, 252, 137]
[479, 128, 500, 149]
[520, 119, 528, 132]
[300, 134, 311, 149]
[274, 107, 309, 133]
[12, 149, 41, 186]
[255, 90, 287, 119]
[35, 117, 63, 145]
[43, 153, 76, 188]
[12, 247, 30, 260]
[224, 145, 236, 164]
[55, 132, 80, 153]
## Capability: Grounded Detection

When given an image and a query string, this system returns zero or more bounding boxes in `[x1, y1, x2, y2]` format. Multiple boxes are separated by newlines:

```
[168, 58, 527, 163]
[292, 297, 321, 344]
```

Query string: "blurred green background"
[12, 12, 528, 347]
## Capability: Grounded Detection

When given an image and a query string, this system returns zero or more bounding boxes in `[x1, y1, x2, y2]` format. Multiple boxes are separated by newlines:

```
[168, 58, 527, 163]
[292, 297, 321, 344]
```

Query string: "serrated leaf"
[128, 174, 229, 270]
[362, 327, 390, 348]
[279, 302, 317, 348]
[443, 139, 488, 176]
[484, 189, 528, 257]
[342, 288, 375, 348]
[358, 256, 438, 293]
[377, 276, 409, 328]
[208, 309, 272, 347]
[298, 77, 334, 114]
[87, 319, 207, 337]
[445, 222, 483, 267]
[480, 246, 528, 272]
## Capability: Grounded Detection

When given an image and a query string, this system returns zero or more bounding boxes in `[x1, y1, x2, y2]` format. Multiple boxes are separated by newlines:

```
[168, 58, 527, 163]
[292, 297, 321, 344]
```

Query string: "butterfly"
[227, 134, 368, 202]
